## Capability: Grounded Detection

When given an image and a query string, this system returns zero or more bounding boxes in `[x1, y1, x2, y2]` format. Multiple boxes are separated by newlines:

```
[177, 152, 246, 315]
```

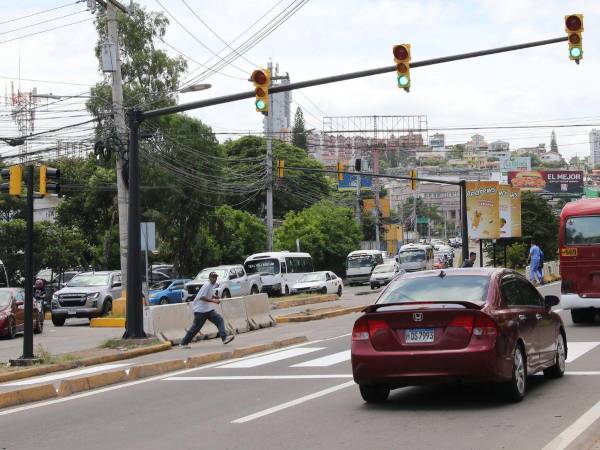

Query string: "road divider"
[271, 294, 338, 309]
[245, 294, 276, 329]
[58, 370, 128, 396]
[0, 383, 57, 409]
[128, 359, 186, 380]
[276, 305, 365, 323]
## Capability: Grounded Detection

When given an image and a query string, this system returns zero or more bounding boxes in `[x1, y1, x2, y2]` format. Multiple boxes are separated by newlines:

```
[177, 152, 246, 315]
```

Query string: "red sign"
[507, 170, 583, 197]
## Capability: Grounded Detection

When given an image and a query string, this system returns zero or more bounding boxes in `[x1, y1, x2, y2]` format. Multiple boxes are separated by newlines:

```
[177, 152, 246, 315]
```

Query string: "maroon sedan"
[351, 268, 565, 403]
[0, 288, 44, 339]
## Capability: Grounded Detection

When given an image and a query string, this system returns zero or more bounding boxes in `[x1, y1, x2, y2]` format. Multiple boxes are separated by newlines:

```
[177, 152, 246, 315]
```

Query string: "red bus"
[559, 198, 600, 323]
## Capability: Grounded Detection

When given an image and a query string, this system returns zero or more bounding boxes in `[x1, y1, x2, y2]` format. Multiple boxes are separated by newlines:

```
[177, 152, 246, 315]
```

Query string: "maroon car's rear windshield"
[377, 275, 490, 305]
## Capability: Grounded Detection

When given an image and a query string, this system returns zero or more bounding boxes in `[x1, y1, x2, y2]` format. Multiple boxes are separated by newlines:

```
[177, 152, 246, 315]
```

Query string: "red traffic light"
[252, 70, 267, 85]
[393, 45, 409, 60]
[565, 15, 582, 31]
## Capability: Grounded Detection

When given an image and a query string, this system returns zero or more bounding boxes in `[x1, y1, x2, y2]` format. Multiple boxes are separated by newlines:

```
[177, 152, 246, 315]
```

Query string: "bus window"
[280, 262, 287, 274]
[565, 217, 600, 245]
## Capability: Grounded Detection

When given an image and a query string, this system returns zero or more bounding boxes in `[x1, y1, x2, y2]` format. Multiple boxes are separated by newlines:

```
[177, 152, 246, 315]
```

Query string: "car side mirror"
[112, 282, 122, 288]
[544, 295, 560, 308]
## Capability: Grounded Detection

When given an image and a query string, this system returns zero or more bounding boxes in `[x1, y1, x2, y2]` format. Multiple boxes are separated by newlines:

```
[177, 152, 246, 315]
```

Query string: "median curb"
[0, 342, 172, 384]
[271, 294, 338, 309]
[276, 306, 365, 323]
[0, 335, 308, 411]
[89, 317, 126, 328]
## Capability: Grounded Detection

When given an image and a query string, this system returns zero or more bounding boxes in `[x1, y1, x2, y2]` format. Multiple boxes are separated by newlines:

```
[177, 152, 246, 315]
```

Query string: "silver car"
[50, 271, 122, 326]
[370, 263, 404, 289]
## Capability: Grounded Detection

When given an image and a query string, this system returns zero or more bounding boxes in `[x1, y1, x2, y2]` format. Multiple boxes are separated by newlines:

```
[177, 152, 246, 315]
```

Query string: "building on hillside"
[465, 134, 488, 152]
[590, 129, 600, 168]
[33, 196, 61, 223]
[430, 133, 445, 149]
[540, 152, 563, 164]
[490, 140, 510, 152]
[514, 144, 546, 156]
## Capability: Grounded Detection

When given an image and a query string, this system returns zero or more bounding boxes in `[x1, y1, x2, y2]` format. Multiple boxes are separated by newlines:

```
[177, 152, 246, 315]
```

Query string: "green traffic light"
[397, 75, 409, 87]
[570, 47, 582, 58]
[255, 99, 266, 110]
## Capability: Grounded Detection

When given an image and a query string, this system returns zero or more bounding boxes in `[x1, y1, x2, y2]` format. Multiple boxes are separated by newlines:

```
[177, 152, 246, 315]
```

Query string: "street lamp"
[178, 83, 212, 93]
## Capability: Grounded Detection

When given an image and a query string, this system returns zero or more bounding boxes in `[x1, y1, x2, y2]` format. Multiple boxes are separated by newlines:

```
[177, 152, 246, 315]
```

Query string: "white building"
[430, 133, 445, 149]
[33, 196, 61, 223]
[490, 140, 510, 152]
[590, 129, 600, 168]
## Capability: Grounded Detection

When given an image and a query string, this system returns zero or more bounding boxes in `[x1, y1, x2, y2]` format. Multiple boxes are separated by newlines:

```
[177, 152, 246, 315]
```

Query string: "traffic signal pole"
[23, 165, 34, 359]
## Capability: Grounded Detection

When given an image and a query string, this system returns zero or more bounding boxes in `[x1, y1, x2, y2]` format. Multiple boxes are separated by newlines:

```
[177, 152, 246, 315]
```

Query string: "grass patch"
[101, 337, 161, 350]
[35, 345, 79, 365]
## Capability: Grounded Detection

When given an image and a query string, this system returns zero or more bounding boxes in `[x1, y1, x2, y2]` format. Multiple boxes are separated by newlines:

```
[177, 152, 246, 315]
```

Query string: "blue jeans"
[181, 310, 228, 345]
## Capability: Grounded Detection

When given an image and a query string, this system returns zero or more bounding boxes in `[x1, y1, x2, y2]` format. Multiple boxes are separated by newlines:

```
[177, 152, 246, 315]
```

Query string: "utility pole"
[105, 1, 129, 295]
[265, 62, 273, 251]
[413, 186, 417, 241]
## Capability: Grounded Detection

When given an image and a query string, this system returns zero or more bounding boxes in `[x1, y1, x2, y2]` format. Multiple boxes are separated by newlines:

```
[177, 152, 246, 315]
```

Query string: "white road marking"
[1, 364, 131, 387]
[291, 350, 351, 367]
[164, 375, 353, 381]
[542, 400, 600, 450]
[566, 342, 600, 363]
[231, 381, 355, 424]
[218, 347, 325, 369]
[565, 371, 600, 376]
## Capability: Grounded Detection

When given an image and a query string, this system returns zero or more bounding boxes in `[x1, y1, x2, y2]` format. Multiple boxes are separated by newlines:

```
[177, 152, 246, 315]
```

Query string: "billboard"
[466, 181, 500, 240]
[362, 197, 390, 218]
[499, 156, 531, 172]
[338, 173, 373, 191]
[508, 170, 583, 197]
[498, 185, 521, 238]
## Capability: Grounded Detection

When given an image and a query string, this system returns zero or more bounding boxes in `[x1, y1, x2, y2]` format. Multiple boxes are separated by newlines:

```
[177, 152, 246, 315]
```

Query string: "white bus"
[244, 251, 313, 296]
[397, 243, 434, 272]
[346, 250, 385, 285]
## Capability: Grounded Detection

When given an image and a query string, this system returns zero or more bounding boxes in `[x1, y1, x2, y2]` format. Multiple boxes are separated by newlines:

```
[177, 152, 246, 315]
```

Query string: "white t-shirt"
[192, 282, 216, 313]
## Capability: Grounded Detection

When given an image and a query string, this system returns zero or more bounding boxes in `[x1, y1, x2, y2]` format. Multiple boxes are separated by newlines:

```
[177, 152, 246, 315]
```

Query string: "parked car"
[291, 271, 343, 296]
[148, 279, 191, 305]
[184, 265, 262, 301]
[0, 288, 43, 338]
[370, 263, 404, 290]
[351, 268, 565, 403]
[50, 271, 122, 326]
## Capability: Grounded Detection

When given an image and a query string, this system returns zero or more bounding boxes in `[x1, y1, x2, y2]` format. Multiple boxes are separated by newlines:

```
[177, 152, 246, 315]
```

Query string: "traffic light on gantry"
[0, 166, 22, 196]
[251, 69, 270, 114]
[277, 160, 285, 178]
[565, 14, 583, 63]
[410, 169, 417, 190]
[393, 44, 411, 91]
[336, 161, 344, 181]
[39, 165, 60, 196]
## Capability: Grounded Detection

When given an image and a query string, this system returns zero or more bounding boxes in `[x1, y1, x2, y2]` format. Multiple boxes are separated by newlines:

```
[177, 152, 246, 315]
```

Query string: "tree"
[274, 201, 362, 276]
[292, 107, 307, 151]
[550, 130, 558, 153]
[448, 144, 465, 160]
[211, 205, 267, 264]
[399, 197, 442, 230]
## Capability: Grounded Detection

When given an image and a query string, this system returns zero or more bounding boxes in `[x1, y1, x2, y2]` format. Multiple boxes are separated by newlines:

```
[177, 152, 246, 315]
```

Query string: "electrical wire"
[0, 17, 94, 45]
[0, 10, 88, 37]
[0, 1, 83, 26]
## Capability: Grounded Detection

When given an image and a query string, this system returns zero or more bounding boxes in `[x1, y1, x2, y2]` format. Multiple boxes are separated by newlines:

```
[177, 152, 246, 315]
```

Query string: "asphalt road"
[2, 283, 600, 450]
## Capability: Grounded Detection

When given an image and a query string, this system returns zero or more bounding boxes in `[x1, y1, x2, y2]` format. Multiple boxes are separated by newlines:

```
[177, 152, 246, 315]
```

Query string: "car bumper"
[560, 293, 600, 309]
[346, 275, 370, 283]
[261, 283, 282, 295]
[51, 307, 102, 319]
[351, 341, 509, 387]
[370, 278, 391, 286]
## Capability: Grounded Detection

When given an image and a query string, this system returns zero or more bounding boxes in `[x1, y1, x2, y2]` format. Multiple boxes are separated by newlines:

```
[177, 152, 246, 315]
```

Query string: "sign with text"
[338, 173, 373, 191]
[499, 156, 531, 172]
[508, 170, 583, 197]
[466, 181, 500, 240]
[498, 185, 521, 238]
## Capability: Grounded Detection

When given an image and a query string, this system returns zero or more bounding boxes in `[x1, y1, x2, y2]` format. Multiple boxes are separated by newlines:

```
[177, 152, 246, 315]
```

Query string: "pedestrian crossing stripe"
[217, 347, 325, 369]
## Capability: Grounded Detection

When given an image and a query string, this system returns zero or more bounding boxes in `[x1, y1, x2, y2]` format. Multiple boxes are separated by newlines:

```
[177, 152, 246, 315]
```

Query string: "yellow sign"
[498, 185, 521, 238]
[561, 248, 578, 257]
[466, 181, 500, 239]
[362, 197, 390, 218]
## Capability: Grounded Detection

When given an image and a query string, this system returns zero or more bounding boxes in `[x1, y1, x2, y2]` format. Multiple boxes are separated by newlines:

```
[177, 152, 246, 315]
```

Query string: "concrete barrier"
[220, 297, 250, 334]
[525, 261, 560, 281]
[0, 383, 57, 409]
[186, 351, 233, 368]
[128, 359, 186, 379]
[245, 294, 275, 329]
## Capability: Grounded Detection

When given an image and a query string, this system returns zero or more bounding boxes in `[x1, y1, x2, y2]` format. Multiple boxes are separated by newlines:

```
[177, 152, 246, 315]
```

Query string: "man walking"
[180, 271, 234, 348]
[461, 252, 477, 268]
[527, 241, 543, 285]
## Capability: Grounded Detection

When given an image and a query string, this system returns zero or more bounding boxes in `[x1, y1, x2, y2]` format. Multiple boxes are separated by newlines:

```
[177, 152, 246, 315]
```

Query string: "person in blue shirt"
[527, 241, 543, 285]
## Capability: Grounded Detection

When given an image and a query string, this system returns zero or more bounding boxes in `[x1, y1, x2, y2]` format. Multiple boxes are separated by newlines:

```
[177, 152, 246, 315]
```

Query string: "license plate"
[68, 310, 76, 316]
[405, 328, 434, 343]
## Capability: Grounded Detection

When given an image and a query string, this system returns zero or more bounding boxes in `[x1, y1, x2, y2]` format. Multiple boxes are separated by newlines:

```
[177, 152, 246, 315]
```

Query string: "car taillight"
[473, 315, 498, 337]
[352, 319, 369, 341]
[449, 315, 474, 335]
[368, 319, 390, 339]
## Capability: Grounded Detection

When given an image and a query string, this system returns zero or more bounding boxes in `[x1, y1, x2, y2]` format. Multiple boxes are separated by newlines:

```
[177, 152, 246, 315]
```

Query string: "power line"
[0, 1, 82, 26]
[0, 9, 88, 37]
[0, 17, 94, 45]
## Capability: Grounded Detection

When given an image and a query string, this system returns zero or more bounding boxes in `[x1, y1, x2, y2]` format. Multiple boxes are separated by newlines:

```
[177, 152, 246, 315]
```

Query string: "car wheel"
[221, 290, 231, 299]
[544, 333, 566, 379]
[33, 313, 44, 334]
[52, 316, 66, 327]
[570, 309, 592, 324]
[504, 344, 526, 402]
[159, 297, 169, 305]
[250, 285, 259, 295]
[285, 285, 290, 296]
[359, 384, 390, 403]
[101, 299, 112, 316]
[337, 285, 343, 297]
[319, 286, 327, 294]
[6, 317, 16, 339]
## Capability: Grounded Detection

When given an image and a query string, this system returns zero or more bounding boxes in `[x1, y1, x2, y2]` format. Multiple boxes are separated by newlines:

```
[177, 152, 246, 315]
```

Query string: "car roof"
[76, 271, 119, 276]
[399, 267, 499, 279]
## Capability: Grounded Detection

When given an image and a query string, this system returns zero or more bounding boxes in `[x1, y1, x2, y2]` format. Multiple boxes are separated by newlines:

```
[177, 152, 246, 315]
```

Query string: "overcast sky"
[1, 0, 599, 160]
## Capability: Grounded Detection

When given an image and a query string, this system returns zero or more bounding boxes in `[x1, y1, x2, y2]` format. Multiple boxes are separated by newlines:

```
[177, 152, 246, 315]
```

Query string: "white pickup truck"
[183, 265, 262, 301]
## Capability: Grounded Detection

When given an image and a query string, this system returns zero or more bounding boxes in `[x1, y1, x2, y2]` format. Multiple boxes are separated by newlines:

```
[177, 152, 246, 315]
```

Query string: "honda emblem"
[413, 312, 423, 322]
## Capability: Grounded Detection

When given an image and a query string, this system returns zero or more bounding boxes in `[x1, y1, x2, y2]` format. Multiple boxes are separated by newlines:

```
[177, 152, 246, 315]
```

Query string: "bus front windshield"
[347, 256, 373, 269]
[245, 259, 280, 275]
[398, 250, 426, 263]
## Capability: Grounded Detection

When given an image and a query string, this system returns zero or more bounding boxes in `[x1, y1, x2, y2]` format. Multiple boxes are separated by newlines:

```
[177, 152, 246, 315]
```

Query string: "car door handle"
[536, 313, 543, 320]
[518, 314, 527, 321]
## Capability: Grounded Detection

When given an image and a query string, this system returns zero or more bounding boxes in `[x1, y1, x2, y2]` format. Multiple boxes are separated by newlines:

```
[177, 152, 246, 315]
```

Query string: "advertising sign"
[499, 156, 531, 172]
[338, 173, 373, 191]
[508, 170, 583, 197]
[362, 198, 390, 218]
[498, 185, 521, 238]
[466, 181, 500, 240]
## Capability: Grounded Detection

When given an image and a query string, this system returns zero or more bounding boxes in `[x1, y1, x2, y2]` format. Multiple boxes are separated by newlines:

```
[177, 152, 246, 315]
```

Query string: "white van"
[244, 251, 313, 296]
[397, 244, 434, 272]
[345, 250, 385, 285]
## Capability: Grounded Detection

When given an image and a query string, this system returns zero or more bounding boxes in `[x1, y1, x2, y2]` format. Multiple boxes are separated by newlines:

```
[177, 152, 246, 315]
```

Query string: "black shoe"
[223, 335, 235, 345]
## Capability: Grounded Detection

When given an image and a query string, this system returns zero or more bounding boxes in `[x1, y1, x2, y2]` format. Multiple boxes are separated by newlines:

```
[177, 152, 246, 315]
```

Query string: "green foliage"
[292, 107, 307, 151]
[274, 201, 362, 275]
[448, 144, 465, 160]
[507, 242, 528, 269]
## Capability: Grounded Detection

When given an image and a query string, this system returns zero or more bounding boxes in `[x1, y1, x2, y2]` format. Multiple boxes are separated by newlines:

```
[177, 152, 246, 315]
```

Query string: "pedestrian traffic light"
[336, 161, 344, 181]
[393, 44, 411, 92]
[0, 165, 22, 196]
[277, 160, 285, 178]
[410, 169, 417, 190]
[354, 158, 362, 172]
[565, 14, 583, 63]
[251, 69, 270, 114]
[39, 165, 60, 196]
